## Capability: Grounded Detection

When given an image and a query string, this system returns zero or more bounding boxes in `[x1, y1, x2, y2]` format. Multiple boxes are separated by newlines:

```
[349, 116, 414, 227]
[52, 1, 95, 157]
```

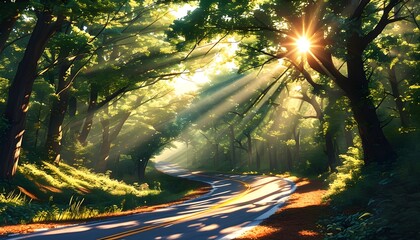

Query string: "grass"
[0, 161, 207, 225]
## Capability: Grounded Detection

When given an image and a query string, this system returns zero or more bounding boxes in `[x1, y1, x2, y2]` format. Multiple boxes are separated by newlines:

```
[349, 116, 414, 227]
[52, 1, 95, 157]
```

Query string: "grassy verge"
[0, 161, 208, 226]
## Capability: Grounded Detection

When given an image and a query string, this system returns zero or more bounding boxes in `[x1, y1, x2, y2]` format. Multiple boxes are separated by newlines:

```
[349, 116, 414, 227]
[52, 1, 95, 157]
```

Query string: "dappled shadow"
[235, 178, 328, 240]
[290, 178, 326, 195]
[2, 167, 305, 240]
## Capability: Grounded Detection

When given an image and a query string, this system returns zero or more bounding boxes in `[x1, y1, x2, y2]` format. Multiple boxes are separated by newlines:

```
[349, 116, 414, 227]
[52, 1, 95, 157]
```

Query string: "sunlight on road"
[97, 221, 141, 229]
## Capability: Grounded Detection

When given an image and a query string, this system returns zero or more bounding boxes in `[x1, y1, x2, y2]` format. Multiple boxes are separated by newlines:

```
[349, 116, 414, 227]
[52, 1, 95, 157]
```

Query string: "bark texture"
[0, 11, 62, 179]
[45, 55, 72, 163]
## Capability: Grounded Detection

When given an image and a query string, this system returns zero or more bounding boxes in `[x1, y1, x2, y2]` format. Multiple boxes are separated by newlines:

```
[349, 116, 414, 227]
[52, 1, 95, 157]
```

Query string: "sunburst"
[296, 36, 311, 53]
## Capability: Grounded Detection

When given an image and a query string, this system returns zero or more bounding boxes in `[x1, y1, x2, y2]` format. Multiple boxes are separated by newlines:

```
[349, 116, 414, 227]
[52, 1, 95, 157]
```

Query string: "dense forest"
[1, 0, 419, 239]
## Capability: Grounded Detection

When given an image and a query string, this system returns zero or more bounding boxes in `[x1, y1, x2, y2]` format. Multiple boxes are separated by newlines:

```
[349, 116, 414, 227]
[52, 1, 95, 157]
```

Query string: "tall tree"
[292, 88, 339, 172]
[170, 0, 415, 165]
[45, 27, 92, 163]
[0, 0, 129, 179]
[0, 8, 63, 179]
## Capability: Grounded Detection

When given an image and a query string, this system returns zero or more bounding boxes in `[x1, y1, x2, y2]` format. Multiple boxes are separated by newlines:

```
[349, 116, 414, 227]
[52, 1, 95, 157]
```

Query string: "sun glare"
[172, 71, 210, 95]
[296, 36, 311, 53]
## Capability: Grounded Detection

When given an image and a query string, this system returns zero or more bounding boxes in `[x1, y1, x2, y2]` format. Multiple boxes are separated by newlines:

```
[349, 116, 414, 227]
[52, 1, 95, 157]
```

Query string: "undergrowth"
[0, 161, 206, 225]
[321, 140, 420, 239]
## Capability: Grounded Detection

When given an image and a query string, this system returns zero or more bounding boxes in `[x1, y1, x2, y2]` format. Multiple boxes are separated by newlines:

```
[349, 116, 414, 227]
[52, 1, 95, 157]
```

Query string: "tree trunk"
[228, 124, 236, 169]
[293, 129, 300, 164]
[77, 83, 129, 146]
[96, 106, 132, 172]
[344, 127, 354, 149]
[286, 146, 293, 171]
[66, 96, 79, 164]
[255, 143, 261, 170]
[45, 55, 72, 163]
[185, 141, 190, 166]
[344, 19, 397, 164]
[111, 152, 121, 178]
[137, 158, 148, 181]
[34, 104, 43, 148]
[304, 9, 398, 166]
[346, 36, 396, 164]
[214, 143, 219, 168]
[68, 97, 79, 138]
[349, 95, 397, 164]
[325, 129, 337, 172]
[389, 65, 409, 128]
[245, 133, 252, 167]
[109, 112, 131, 141]
[78, 84, 98, 145]
[0, 11, 62, 179]
[303, 92, 338, 171]
[97, 104, 110, 172]
[267, 141, 277, 172]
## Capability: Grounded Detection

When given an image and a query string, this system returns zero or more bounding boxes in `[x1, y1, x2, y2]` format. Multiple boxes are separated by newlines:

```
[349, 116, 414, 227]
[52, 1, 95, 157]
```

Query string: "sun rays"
[81, 22, 323, 171]
[296, 36, 311, 53]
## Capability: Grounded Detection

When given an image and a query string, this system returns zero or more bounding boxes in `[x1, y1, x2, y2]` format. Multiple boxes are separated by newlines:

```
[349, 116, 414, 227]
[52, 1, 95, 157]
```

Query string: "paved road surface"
[5, 162, 295, 240]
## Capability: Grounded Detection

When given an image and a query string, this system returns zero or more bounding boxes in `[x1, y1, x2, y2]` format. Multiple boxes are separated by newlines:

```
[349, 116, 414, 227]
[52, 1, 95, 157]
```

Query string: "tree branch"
[287, 59, 324, 92]
[362, 0, 404, 49]
[302, 115, 318, 119]
[405, 4, 420, 30]
[350, 0, 371, 20]
[375, 92, 390, 110]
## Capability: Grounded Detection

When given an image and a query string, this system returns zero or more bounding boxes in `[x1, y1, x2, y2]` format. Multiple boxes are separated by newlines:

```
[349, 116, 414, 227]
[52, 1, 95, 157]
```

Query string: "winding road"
[6, 161, 295, 240]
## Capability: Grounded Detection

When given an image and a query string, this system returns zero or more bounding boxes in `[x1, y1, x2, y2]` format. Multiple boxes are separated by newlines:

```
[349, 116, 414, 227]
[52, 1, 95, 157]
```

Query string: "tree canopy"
[0, 1, 419, 238]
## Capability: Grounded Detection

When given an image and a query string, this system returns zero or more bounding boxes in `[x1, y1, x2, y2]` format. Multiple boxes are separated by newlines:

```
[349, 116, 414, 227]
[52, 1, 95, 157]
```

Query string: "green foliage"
[0, 161, 205, 225]
[321, 143, 420, 239]
[321, 211, 389, 240]
[298, 143, 329, 175]
[0, 0, 418, 236]
[324, 147, 364, 200]
[49, 26, 94, 54]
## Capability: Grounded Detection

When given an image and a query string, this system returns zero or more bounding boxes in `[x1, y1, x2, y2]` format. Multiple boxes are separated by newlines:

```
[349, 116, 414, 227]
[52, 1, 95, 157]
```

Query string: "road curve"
[5, 162, 295, 240]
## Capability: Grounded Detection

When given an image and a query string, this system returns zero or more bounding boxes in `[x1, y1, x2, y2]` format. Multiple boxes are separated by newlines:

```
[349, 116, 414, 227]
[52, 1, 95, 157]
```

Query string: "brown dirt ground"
[235, 177, 329, 240]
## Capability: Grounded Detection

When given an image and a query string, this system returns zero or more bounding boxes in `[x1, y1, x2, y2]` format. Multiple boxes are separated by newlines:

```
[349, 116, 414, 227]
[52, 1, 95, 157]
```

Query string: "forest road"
[5, 161, 295, 240]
